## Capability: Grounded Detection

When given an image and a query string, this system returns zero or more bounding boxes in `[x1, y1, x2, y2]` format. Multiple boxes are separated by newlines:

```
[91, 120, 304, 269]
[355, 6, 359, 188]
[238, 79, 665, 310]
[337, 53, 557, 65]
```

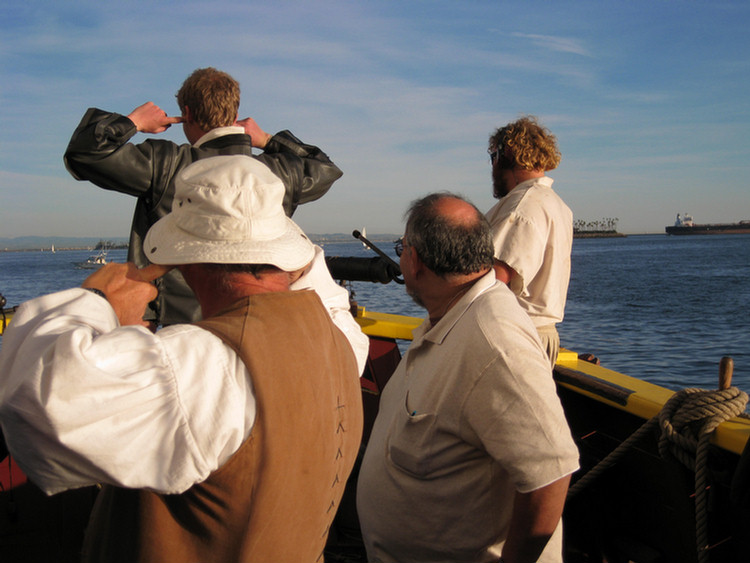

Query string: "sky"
[1, 0, 749, 238]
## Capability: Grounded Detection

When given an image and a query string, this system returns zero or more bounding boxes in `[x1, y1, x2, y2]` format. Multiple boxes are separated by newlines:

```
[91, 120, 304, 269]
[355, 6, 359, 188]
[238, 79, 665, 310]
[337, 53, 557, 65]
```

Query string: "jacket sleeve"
[63, 108, 184, 200]
[256, 130, 343, 216]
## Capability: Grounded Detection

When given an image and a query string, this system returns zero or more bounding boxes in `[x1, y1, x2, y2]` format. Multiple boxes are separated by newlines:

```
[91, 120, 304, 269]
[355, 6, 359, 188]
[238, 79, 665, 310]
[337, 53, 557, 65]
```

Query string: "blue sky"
[1, 1, 749, 237]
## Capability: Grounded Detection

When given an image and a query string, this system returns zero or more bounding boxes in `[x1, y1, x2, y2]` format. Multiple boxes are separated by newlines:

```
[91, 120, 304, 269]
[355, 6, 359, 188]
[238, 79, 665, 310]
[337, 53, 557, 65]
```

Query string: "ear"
[409, 246, 427, 279]
[288, 262, 311, 285]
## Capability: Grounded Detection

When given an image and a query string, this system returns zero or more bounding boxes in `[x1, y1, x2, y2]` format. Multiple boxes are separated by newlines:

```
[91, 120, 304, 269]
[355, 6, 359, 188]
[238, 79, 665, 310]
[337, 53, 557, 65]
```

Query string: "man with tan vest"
[0, 155, 363, 562]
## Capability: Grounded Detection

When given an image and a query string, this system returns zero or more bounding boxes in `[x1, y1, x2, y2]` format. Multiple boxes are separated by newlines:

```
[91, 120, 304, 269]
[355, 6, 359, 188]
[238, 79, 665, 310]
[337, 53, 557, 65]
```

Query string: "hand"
[128, 102, 183, 134]
[578, 352, 600, 365]
[235, 117, 272, 148]
[82, 263, 173, 327]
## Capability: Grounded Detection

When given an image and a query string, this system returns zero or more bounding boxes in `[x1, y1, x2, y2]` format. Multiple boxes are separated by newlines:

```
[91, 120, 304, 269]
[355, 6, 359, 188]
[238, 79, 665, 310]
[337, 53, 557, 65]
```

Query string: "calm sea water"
[1, 235, 749, 393]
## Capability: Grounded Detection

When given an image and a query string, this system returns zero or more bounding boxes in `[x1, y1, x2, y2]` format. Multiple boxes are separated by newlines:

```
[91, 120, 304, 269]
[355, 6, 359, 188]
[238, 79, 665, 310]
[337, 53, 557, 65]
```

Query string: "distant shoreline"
[0, 234, 402, 252]
[5, 232, 705, 252]
[573, 231, 626, 239]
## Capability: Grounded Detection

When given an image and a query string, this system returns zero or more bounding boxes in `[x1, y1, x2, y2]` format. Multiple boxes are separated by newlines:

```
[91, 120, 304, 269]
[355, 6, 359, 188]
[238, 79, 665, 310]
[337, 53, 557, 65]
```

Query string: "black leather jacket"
[64, 108, 343, 325]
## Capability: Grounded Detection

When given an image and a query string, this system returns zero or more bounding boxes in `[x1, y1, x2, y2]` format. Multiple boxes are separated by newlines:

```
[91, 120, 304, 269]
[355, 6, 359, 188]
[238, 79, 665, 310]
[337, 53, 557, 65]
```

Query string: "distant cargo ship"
[665, 213, 750, 235]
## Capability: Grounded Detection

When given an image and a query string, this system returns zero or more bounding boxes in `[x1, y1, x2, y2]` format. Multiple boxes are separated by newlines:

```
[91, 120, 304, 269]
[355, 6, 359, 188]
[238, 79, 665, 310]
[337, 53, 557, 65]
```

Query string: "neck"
[181, 265, 291, 318]
[512, 168, 545, 187]
[425, 270, 487, 325]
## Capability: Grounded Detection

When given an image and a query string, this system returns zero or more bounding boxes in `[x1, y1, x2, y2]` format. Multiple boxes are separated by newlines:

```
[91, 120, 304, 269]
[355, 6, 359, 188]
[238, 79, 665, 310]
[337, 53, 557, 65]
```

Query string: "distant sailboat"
[361, 227, 370, 250]
[51, 244, 55, 253]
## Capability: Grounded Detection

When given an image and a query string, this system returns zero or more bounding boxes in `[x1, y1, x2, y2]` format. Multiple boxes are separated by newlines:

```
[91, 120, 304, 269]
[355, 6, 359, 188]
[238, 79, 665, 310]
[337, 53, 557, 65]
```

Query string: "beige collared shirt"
[357, 271, 579, 563]
[486, 176, 573, 326]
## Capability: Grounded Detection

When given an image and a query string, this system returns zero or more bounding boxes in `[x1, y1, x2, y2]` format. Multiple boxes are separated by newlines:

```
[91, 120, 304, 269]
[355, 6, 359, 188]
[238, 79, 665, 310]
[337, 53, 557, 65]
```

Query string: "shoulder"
[454, 284, 539, 354]
[473, 283, 536, 331]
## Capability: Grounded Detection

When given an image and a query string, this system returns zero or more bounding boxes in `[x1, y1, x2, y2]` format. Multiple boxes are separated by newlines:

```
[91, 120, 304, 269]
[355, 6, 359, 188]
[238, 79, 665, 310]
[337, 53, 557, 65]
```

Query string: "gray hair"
[404, 192, 494, 277]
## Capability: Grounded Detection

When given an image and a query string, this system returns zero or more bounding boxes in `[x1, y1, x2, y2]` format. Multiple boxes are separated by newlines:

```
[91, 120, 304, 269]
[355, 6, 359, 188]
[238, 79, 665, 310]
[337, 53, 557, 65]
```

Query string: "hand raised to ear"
[82, 263, 174, 327]
[128, 102, 183, 134]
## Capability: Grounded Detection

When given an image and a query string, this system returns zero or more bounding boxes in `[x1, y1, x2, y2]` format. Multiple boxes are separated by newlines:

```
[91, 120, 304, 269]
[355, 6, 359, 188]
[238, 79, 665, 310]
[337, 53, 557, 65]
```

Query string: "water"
[559, 234, 750, 392]
[1, 235, 749, 393]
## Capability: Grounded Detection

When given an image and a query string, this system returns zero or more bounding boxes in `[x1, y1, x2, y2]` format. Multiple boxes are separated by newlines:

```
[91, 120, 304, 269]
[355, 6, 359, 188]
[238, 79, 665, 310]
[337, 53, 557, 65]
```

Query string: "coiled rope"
[566, 357, 748, 563]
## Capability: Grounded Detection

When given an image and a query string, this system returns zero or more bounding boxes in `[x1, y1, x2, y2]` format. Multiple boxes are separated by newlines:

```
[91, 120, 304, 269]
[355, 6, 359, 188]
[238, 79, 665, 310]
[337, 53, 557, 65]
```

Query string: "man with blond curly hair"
[485, 116, 572, 366]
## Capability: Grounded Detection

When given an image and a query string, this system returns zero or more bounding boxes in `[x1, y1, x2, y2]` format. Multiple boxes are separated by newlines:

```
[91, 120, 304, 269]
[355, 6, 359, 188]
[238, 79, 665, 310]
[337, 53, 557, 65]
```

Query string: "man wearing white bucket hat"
[0, 155, 364, 562]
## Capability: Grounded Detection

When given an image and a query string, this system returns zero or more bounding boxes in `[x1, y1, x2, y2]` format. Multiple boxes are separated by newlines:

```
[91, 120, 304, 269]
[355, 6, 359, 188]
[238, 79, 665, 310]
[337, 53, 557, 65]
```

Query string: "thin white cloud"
[1, 1, 748, 237]
[511, 32, 592, 57]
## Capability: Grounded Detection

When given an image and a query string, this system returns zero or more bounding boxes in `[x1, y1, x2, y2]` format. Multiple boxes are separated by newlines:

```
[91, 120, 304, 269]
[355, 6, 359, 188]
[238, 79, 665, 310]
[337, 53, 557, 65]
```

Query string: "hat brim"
[144, 212, 315, 271]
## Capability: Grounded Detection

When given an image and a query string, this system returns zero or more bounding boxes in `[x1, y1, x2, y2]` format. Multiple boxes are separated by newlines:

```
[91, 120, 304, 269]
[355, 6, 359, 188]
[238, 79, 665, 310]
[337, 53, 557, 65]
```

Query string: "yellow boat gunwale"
[355, 307, 750, 456]
[0, 309, 14, 337]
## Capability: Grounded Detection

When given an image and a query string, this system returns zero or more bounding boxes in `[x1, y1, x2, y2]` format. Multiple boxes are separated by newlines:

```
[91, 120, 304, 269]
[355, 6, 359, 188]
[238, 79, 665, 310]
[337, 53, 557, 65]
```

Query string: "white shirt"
[294, 246, 370, 375]
[485, 176, 573, 326]
[0, 246, 368, 495]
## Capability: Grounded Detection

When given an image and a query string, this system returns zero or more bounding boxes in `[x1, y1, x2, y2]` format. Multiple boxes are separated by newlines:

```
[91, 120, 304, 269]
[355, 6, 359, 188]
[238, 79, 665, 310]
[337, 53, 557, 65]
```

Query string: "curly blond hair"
[489, 116, 561, 172]
[176, 67, 240, 131]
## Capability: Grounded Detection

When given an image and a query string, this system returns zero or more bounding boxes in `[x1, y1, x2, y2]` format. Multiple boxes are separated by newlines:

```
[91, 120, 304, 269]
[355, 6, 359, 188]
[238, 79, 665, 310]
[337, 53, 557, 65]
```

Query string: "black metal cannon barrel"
[325, 256, 401, 284]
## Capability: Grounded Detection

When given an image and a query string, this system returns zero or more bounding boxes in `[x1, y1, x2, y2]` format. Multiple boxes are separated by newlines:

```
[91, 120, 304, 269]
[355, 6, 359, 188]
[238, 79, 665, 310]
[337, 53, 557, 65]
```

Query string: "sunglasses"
[394, 238, 404, 257]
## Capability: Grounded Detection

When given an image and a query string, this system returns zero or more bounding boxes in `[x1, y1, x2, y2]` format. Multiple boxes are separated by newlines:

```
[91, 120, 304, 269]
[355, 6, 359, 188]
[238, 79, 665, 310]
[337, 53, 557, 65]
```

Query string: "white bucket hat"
[144, 155, 315, 271]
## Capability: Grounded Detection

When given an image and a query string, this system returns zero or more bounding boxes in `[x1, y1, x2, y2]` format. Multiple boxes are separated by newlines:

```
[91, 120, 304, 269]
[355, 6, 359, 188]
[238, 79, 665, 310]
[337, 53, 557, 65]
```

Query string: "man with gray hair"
[0, 156, 363, 562]
[357, 192, 579, 563]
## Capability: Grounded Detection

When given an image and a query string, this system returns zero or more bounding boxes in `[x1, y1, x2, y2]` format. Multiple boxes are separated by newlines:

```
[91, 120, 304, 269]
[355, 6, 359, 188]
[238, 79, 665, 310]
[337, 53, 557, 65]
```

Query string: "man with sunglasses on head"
[485, 115, 573, 367]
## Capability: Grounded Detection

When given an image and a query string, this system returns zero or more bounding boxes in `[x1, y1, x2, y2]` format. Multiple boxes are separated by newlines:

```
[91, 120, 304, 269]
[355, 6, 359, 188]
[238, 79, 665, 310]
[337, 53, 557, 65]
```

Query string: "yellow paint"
[354, 308, 750, 457]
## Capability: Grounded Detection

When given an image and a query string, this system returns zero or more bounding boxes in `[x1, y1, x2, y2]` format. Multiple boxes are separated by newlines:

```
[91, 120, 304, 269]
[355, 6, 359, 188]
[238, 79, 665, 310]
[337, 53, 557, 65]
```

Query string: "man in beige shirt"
[485, 116, 573, 366]
[357, 193, 579, 563]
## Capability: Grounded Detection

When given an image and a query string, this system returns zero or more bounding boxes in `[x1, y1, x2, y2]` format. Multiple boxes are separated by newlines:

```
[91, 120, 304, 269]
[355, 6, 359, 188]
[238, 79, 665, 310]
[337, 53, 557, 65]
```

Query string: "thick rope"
[658, 387, 748, 563]
[566, 386, 748, 563]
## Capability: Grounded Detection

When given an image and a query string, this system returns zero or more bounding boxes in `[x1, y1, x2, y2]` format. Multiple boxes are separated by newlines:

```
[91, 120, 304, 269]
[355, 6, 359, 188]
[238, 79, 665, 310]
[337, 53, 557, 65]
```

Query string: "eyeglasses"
[394, 238, 404, 257]
[488, 148, 501, 165]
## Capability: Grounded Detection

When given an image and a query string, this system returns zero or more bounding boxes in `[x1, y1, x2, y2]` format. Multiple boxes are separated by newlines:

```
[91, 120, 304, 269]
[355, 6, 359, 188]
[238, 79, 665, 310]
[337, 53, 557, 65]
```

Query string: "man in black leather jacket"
[64, 67, 343, 326]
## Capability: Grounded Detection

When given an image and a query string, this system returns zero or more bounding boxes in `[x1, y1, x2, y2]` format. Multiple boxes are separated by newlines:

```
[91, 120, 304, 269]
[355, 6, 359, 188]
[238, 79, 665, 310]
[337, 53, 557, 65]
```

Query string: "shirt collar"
[515, 175, 554, 191]
[193, 126, 246, 148]
[412, 270, 498, 346]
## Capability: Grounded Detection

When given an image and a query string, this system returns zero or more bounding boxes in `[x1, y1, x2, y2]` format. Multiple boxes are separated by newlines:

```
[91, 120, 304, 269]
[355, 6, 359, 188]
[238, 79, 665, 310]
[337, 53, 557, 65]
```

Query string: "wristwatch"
[84, 287, 107, 300]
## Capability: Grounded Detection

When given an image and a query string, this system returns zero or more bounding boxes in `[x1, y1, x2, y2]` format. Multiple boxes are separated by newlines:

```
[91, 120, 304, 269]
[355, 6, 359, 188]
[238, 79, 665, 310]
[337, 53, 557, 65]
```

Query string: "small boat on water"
[2, 254, 749, 562]
[666, 213, 750, 235]
[73, 249, 110, 269]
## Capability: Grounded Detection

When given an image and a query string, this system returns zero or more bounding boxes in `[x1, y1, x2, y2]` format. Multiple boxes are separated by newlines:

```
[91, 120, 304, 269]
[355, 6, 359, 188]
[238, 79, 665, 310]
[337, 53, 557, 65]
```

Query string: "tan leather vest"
[82, 290, 363, 562]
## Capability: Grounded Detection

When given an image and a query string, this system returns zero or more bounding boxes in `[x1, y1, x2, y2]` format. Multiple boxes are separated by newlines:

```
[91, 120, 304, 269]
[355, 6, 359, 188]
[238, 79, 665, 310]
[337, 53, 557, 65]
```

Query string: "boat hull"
[555, 362, 750, 562]
[2, 308, 749, 562]
[666, 223, 750, 235]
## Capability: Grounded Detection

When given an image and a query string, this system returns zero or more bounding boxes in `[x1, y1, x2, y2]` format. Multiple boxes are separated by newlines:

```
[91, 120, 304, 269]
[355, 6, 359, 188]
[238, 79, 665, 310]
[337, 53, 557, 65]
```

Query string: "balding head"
[404, 192, 494, 277]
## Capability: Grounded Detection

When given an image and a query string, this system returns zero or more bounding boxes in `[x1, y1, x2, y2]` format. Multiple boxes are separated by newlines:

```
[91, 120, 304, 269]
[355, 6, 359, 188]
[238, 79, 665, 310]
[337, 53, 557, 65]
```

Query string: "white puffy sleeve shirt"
[291, 245, 369, 374]
[0, 289, 254, 496]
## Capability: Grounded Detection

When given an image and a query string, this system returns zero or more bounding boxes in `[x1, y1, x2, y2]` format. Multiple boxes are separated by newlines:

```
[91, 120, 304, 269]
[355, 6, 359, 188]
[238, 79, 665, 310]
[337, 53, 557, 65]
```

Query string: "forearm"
[261, 130, 343, 208]
[63, 108, 163, 197]
[65, 108, 137, 173]
[0, 291, 241, 495]
[501, 475, 571, 563]
[493, 260, 517, 285]
[0, 289, 121, 493]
